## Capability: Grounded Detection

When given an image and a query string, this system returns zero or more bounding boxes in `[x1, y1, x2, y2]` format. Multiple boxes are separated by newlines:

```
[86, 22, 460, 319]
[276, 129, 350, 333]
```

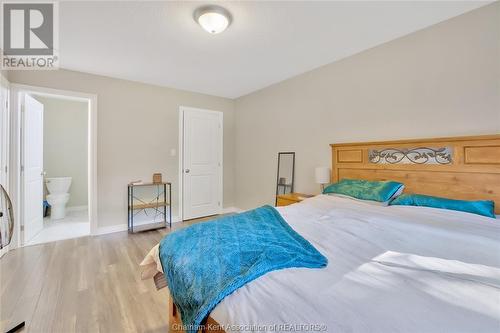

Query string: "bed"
[141, 134, 500, 332]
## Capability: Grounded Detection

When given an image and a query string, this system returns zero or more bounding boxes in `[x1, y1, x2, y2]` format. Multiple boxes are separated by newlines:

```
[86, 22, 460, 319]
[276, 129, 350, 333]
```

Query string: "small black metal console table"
[127, 182, 172, 233]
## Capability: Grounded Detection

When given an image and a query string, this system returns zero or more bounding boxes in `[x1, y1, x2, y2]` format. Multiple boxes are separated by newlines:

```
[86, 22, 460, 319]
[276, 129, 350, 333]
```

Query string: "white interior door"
[0, 76, 9, 190]
[182, 108, 222, 220]
[23, 94, 44, 243]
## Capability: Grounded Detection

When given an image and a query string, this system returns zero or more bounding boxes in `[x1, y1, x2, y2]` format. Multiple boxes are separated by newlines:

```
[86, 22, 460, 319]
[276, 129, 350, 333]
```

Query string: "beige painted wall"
[9, 69, 235, 228]
[234, 3, 500, 210]
[1, 70, 9, 81]
[37, 96, 88, 207]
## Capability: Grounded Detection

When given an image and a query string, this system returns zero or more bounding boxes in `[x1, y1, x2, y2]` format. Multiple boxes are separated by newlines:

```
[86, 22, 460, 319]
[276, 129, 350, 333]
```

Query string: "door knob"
[185, 169, 190, 173]
[41, 171, 46, 176]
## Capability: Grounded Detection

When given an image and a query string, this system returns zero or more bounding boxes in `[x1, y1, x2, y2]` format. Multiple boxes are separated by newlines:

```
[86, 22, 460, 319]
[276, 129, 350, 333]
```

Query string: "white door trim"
[178, 106, 223, 221]
[0, 74, 9, 192]
[0, 74, 10, 257]
[10, 84, 98, 246]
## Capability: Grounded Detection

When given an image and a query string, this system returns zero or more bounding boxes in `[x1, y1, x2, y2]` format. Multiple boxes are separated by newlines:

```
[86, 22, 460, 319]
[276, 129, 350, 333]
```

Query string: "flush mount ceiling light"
[194, 5, 232, 34]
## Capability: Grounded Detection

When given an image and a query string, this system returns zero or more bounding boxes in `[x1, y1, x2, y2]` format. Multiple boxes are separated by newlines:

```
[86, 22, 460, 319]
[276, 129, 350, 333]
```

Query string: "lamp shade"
[315, 167, 330, 184]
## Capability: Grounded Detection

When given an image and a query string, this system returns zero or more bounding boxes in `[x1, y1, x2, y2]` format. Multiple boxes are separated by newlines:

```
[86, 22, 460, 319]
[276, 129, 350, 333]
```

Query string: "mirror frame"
[0, 184, 14, 249]
[275, 152, 295, 205]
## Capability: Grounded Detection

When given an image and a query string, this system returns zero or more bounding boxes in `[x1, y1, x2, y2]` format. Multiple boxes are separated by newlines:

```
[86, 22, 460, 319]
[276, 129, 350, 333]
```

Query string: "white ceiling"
[59, 1, 490, 99]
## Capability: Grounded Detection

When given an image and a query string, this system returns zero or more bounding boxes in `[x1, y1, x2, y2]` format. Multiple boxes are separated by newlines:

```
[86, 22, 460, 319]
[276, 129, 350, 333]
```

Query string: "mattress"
[143, 195, 500, 332]
[211, 195, 500, 332]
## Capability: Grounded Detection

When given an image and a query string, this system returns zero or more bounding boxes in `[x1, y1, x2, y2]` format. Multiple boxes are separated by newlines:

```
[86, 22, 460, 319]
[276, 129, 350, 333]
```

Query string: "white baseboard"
[95, 224, 128, 235]
[221, 206, 243, 214]
[95, 216, 182, 236]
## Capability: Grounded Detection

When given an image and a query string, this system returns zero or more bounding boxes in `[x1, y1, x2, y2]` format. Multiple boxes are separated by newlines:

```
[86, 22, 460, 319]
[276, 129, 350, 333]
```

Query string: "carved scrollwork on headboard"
[368, 147, 452, 165]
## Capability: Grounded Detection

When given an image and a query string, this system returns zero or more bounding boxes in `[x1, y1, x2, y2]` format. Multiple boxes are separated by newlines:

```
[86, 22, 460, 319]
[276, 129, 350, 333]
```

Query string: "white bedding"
[207, 195, 500, 332]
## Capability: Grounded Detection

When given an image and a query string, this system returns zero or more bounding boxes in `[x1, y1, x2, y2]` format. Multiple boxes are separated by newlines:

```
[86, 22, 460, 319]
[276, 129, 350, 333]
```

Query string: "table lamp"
[315, 167, 330, 192]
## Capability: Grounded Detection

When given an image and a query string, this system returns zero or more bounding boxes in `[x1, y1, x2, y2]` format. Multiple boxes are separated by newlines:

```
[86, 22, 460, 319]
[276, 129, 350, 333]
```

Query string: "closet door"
[182, 107, 222, 220]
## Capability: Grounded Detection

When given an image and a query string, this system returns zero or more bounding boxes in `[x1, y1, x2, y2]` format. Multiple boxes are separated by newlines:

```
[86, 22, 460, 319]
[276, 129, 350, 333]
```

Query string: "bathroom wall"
[36, 95, 88, 208]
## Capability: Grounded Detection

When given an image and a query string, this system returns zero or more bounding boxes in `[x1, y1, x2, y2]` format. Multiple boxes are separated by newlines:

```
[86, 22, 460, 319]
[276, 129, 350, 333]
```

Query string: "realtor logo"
[1, 2, 59, 69]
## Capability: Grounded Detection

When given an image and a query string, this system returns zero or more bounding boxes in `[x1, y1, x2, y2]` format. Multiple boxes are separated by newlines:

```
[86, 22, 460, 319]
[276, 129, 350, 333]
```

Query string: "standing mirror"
[275, 152, 295, 199]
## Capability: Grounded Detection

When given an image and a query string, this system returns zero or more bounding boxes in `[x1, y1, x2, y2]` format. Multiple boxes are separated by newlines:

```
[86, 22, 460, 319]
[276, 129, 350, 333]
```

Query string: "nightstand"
[276, 193, 314, 207]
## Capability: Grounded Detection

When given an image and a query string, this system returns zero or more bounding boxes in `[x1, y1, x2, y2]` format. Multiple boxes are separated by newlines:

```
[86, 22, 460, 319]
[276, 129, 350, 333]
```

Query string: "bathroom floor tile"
[26, 209, 90, 246]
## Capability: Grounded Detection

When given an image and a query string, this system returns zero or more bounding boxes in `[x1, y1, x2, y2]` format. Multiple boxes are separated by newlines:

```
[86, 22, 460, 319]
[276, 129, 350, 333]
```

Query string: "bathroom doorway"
[11, 85, 97, 247]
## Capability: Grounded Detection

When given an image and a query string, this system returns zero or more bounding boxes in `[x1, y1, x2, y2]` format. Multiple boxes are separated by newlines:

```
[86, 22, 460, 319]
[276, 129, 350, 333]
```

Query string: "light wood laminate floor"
[0, 218, 211, 333]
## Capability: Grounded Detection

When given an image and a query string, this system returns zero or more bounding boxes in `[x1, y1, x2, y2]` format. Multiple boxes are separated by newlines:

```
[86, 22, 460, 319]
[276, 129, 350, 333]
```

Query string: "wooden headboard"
[331, 135, 500, 214]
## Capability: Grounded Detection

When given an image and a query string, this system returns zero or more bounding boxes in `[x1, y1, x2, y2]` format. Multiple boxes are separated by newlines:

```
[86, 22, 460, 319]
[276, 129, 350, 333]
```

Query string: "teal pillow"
[390, 194, 495, 218]
[323, 179, 404, 203]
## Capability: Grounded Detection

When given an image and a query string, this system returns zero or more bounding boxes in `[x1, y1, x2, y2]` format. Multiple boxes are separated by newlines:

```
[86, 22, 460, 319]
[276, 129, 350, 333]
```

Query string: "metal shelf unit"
[127, 182, 172, 233]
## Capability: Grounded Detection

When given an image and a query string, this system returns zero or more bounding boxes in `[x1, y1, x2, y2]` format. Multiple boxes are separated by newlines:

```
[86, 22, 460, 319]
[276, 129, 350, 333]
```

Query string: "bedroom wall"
[234, 2, 500, 210]
[8, 69, 235, 230]
[36, 96, 88, 208]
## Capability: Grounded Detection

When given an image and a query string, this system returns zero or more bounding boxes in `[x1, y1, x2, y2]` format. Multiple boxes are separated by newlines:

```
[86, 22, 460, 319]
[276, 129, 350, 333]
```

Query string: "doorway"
[0, 74, 10, 257]
[11, 85, 97, 246]
[0, 75, 9, 191]
[179, 106, 223, 221]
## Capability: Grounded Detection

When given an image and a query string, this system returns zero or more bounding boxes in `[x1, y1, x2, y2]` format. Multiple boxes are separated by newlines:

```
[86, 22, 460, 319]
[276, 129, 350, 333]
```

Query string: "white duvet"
[209, 195, 500, 333]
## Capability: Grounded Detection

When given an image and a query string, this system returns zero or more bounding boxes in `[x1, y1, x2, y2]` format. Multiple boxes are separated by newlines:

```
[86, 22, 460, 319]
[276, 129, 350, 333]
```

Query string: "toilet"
[46, 177, 72, 220]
